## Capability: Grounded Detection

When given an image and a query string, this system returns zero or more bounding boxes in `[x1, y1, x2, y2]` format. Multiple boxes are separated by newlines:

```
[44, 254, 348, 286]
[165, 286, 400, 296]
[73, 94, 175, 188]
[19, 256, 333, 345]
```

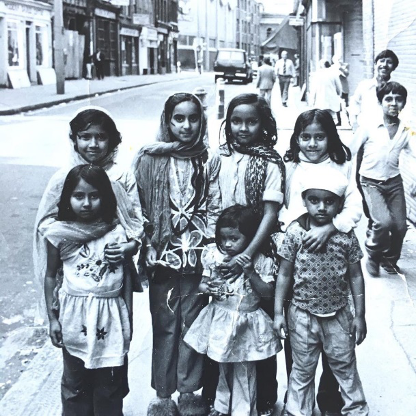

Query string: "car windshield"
[217, 51, 245, 64]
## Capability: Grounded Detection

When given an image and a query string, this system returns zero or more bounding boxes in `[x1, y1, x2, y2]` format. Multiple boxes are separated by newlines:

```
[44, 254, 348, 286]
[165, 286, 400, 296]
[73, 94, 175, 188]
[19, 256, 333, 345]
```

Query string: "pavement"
[0, 70, 203, 116]
[0, 74, 416, 415]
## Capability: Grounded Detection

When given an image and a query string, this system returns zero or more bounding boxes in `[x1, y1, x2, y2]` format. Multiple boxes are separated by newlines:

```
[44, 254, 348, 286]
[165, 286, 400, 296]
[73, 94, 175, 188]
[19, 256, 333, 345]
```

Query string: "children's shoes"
[365, 256, 380, 277]
[147, 396, 179, 416]
[177, 392, 209, 416]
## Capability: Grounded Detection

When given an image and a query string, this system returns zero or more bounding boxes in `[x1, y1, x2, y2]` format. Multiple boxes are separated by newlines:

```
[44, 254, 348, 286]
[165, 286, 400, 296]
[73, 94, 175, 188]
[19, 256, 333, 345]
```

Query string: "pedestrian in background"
[185, 205, 281, 416]
[332, 55, 350, 126]
[353, 82, 416, 277]
[132, 93, 220, 416]
[42, 165, 134, 416]
[279, 109, 362, 416]
[275, 50, 295, 107]
[94, 50, 106, 80]
[310, 59, 342, 124]
[275, 167, 369, 416]
[293, 53, 300, 87]
[203, 93, 285, 416]
[256, 57, 276, 105]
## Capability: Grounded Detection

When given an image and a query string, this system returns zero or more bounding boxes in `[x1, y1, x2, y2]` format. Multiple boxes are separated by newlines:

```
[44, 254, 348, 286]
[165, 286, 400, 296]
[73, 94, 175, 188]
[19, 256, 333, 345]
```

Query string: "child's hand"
[49, 319, 63, 348]
[273, 314, 288, 339]
[235, 254, 254, 273]
[302, 223, 336, 252]
[145, 246, 158, 268]
[218, 256, 243, 283]
[351, 316, 367, 345]
[105, 242, 133, 264]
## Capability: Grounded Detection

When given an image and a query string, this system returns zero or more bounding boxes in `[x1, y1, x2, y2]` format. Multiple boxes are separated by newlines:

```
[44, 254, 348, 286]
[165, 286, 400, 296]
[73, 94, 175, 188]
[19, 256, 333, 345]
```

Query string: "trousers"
[149, 267, 208, 395]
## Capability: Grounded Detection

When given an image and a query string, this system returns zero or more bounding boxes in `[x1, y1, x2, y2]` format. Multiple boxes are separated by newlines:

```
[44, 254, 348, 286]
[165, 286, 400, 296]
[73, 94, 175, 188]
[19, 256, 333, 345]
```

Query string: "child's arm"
[349, 261, 367, 345]
[105, 239, 139, 265]
[44, 241, 64, 348]
[235, 254, 273, 298]
[123, 265, 134, 340]
[273, 258, 294, 339]
[220, 201, 280, 280]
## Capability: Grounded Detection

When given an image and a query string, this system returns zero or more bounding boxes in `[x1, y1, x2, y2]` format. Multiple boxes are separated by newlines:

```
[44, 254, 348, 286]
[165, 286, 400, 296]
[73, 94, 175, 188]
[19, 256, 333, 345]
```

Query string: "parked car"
[214, 48, 253, 84]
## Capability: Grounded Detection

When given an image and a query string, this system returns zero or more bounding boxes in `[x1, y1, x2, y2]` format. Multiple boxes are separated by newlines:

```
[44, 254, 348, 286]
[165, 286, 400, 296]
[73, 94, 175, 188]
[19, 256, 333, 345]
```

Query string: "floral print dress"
[159, 157, 212, 273]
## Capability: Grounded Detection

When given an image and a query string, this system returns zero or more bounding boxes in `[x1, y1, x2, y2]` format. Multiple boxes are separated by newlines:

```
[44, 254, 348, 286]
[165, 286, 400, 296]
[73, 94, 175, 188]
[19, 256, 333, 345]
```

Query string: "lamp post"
[53, 0, 65, 94]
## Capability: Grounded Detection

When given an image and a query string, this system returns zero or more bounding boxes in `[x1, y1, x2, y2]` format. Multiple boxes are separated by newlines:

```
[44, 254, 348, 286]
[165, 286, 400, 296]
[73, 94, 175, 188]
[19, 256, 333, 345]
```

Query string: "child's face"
[220, 227, 248, 257]
[169, 101, 201, 143]
[381, 92, 405, 118]
[230, 104, 261, 146]
[76, 124, 110, 163]
[70, 178, 102, 223]
[375, 57, 395, 79]
[302, 189, 341, 226]
[297, 121, 328, 163]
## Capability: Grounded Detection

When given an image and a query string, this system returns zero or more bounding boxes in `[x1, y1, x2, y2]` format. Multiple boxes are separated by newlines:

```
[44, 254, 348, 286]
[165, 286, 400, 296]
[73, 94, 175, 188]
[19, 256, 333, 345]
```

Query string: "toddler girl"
[279, 109, 362, 415]
[132, 93, 220, 416]
[184, 205, 281, 416]
[206, 93, 284, 416]
[42, 165, 133, 415]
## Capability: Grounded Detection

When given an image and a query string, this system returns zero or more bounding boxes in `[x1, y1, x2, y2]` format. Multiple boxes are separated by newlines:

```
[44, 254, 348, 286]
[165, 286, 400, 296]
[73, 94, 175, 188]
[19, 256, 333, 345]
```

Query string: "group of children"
[34, 70, 414, 416]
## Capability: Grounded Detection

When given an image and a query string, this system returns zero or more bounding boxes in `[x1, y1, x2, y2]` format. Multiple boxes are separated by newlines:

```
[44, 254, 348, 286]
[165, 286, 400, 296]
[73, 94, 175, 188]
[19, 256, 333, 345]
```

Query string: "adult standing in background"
[332, 55, 350, 126]
[310, 60, 342, 123]
[94, 50, 106, 80]
[293, 54, 300, 86]
[275, 50, 295, 107]
[256, 57, 276, 105]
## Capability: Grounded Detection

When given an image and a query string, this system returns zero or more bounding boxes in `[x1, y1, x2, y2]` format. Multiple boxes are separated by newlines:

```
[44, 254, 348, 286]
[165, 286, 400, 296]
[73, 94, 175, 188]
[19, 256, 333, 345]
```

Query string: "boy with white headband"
[274, 167, 369, 416]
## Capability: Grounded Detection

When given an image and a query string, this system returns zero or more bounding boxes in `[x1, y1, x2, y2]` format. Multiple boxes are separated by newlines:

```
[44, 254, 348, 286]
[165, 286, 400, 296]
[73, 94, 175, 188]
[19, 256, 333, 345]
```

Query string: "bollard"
[216, 78, 225, 119]
[193, 87, 208, 112]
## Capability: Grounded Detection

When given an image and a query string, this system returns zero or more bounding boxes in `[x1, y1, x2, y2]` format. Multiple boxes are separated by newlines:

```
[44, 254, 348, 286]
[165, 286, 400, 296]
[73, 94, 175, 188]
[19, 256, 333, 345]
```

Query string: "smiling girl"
[132, 93, 220, 416]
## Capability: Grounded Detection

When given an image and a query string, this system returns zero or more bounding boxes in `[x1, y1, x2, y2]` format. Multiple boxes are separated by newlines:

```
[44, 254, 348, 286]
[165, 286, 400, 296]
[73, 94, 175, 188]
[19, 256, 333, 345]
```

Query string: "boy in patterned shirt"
[274, 167, 369, 416]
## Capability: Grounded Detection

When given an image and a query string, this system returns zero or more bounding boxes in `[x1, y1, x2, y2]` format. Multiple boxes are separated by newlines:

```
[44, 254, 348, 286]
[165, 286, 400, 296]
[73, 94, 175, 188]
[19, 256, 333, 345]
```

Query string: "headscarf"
[33, 106, 144, 323]
[132, 93, 209, 253]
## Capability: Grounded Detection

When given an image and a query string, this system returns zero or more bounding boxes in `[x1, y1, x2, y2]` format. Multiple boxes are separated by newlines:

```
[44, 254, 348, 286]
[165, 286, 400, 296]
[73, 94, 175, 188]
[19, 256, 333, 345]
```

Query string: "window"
[36, 25, 47, 66]
[7, 21, 20, 67]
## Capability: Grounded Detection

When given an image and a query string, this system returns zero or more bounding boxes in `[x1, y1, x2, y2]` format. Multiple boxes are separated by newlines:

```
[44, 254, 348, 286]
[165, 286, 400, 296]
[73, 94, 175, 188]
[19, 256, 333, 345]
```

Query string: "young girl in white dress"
[184, 205, 281, 416]
[42, 165, 133, 416]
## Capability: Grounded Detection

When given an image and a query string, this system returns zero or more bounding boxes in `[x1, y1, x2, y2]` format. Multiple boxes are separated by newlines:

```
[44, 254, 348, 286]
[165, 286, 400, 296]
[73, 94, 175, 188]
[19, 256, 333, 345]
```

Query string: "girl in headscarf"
[132, 93, 220, 416]
[34, 107, 144, 324]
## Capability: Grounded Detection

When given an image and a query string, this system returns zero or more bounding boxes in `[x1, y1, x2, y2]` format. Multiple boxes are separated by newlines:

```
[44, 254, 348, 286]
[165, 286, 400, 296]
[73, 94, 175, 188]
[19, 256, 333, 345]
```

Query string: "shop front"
[0, 0, 53, 88]
[139, 26, 158, 75]
[94, 7, 119, 77]
[120, 27, 139, 75]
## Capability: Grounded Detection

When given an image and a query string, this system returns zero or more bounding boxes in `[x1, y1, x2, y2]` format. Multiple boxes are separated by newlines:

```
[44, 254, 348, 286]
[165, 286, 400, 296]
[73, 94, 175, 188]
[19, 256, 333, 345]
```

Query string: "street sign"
[289, 17, 304, 26]
[133, 13, 151, 26]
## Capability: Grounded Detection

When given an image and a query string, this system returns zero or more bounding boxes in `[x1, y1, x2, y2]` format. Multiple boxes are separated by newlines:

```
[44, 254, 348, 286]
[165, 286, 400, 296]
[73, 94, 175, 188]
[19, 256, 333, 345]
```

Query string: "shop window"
[36, 25, 47, 66]
[7, 21, 20, 67]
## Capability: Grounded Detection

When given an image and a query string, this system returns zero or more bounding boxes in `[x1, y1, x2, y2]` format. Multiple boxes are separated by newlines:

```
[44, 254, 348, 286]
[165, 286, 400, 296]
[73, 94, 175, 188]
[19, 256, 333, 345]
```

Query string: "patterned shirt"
[277, 216, 363, 315]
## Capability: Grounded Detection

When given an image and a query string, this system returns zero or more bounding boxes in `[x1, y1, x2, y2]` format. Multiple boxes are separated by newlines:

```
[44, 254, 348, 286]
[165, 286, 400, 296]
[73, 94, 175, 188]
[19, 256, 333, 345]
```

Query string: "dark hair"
[69, 109, 122, 153]
[284, 109, 351, 164]
[324, 61, 330, 68]
[376, 81, 407, 104]
[58, 165, 117, 223]
[264, 57, 271, 65]
[221, 93, 277, 149]
[163, 93, 204, 141]
[374, 49, 399, 69]
[215, 205, 261, 253]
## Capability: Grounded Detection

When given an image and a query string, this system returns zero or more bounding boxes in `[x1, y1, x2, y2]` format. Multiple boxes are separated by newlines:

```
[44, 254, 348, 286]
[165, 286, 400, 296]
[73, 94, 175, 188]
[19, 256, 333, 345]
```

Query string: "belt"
[360, 174, 401, 185]
[63, 284, 123, 298]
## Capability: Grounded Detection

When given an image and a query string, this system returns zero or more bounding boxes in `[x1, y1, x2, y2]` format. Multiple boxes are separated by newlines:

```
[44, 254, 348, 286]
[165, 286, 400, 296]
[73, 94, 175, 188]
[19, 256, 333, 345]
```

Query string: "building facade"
[0, 0, 53, 88]
[177, 0, 262, 71]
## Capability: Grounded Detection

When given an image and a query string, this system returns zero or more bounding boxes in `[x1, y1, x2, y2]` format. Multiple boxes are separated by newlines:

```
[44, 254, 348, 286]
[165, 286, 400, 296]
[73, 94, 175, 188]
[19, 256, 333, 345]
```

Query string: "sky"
[260, 0, 294, 14]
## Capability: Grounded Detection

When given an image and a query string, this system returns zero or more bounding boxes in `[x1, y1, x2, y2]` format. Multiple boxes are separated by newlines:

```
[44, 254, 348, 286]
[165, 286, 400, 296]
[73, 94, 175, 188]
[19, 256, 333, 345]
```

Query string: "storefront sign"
[120, 27, 139, 37]
[4, 1, 51, 19]
[289, 17, 304, 26]
[133, 13, 150, 26]
[108, 0, 129, 5]
[142, 27, 158, 42]
[95, 9, 116, 20]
